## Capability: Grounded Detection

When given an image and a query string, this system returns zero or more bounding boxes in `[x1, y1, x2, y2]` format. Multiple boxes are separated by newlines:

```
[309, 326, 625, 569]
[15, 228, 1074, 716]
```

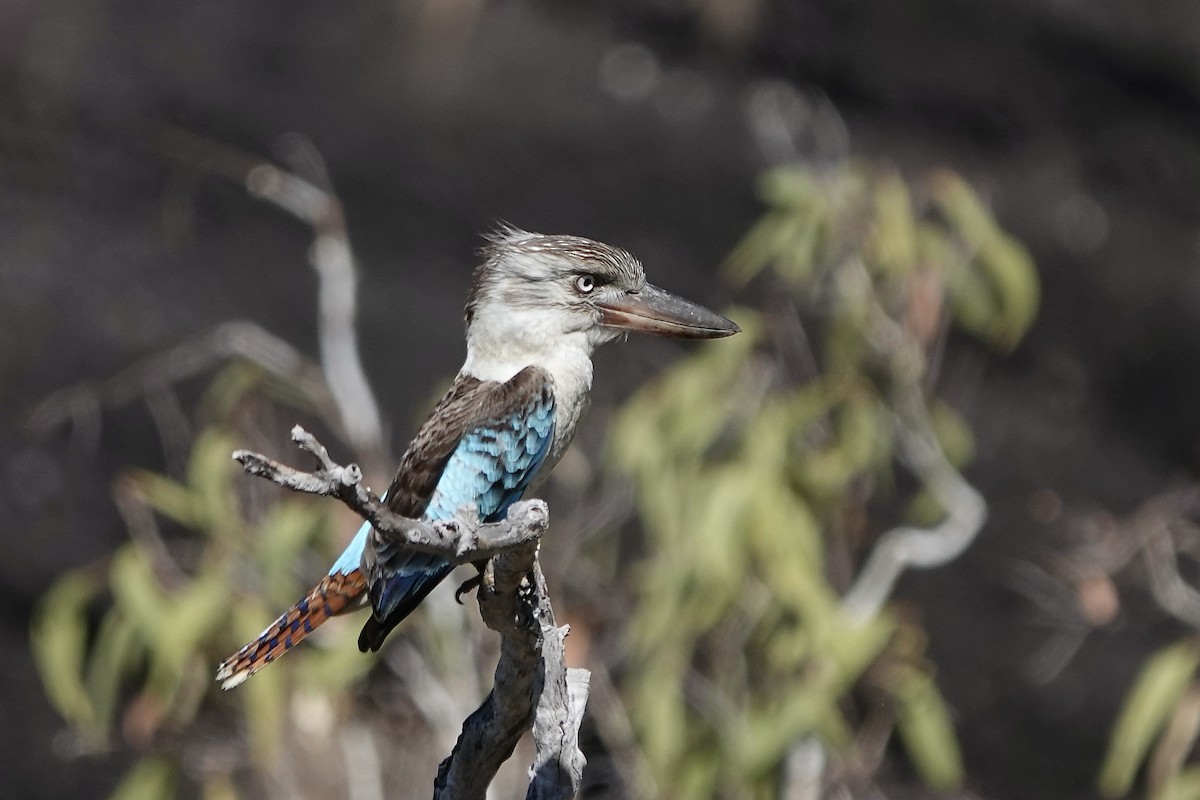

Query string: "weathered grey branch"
[25, 321, 339, 440]
[839, 405, 987, 622]
[235, 426, 589, 798]
[526, 630, 590, 799]
[246, 143, 386, 461]
[434, 553, 590, 800]
[232, 425, 549, 563]
[837, 257, 989, 623]
[1135, 488, 1200, 631]
[150, 125, 388, 471]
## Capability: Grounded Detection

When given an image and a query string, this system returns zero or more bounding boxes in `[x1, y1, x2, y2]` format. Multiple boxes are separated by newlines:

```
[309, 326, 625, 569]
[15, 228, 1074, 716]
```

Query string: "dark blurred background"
[3, 0, 1200, 798]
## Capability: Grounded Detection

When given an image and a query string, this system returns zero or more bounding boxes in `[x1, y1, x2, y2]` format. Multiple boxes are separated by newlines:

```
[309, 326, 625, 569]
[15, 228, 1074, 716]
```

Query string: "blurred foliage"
[1099, 637, 1200, 800]
[611, 161, 1038, 797]
[30, 363, 374, 799]
[30, 158, 1043, 799]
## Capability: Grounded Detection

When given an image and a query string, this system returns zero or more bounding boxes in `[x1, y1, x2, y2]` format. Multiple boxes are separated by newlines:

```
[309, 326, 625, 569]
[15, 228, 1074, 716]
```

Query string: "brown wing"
[383, 366, 553, 518]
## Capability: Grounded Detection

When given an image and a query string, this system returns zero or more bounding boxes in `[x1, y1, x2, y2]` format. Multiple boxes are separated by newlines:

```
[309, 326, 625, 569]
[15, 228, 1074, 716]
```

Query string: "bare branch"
[1132, 488, 1200, 630]
[245, 154, 386, 461]
[837, 256, 989, 623]
[435, 554, 588, 800]
[153, 125, 386, 464]
[840, 407, 987, 622]
[236, 425, 590, 797]
[527, 643, 590, 799]
[232, 425, 548, 564]
[25, 321, 342, 441]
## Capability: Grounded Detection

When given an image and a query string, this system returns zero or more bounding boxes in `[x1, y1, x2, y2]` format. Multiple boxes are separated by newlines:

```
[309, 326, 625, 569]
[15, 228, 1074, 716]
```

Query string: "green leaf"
[126, 471, 199, 530]
[85, 611, 142, 743]
[746, 487, 834, 630]
[889, 662, 965, 790]
[775, 212, 824, 287]
[231, 603, 288, 763]
[869, 170, 918, 276]
[930, 170, 1002, 251]
[110, 547, 168, 643]
[974, 231, 1040, 350]
[148, 571, 231, 699]
[738, 685, 848, 774]
[837, 391, 886, 473]
[202, 774, 241, 800]
[675, 750, 721, 800]
[759, 166, 819, 210]
[687, 467, 753, 608]
[724, 213, 793, 286]
[632, 658, 691, 775]
[1157, 765, 1200, 800]
[255, 501, 329, 605]
[929, 400, 975, 468]
[187, 428, 240, 540]
[822, 611, 894, 690]
[31, 567, 105, 729]
[1100, 638, 1200, 798]
[109, 755, 176, 800]
[929, 170, 1039, 351]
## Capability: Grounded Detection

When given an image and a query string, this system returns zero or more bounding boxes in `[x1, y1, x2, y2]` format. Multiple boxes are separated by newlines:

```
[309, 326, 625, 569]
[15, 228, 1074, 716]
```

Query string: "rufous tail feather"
[216, 570, 367, 689]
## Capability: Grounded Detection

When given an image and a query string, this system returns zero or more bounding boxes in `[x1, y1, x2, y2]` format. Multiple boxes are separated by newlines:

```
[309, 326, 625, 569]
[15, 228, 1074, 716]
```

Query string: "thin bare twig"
[246, 149, 386, 463]
[233, 425, 548, 564]
[25, 321, 341, 439]
[838, 258, 988, 623]
[840, 414, 987, 622]
[151, 125, 388, 469]
[1136, 489, 1200, 630]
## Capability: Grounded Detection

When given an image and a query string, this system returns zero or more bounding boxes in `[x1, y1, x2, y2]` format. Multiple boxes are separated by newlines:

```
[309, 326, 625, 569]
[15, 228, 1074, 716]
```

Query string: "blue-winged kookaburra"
[217, 228, 739, 688]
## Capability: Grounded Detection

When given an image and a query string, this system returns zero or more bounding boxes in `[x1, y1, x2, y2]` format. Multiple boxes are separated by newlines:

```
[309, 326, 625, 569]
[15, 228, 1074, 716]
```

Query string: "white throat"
[460, 305, 598, 464]
[461, 306, 592, 381]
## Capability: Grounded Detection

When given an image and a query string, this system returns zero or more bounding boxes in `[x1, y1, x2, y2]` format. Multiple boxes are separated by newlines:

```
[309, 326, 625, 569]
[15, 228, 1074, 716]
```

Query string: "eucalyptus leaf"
[148, 572, 231, 699]
[1157, 765, 1200, 800]
[256, 501, 330, 605]
[31, 567, 105, 728]
[612, 158, 1039, 797]
[85, 611, 141, 744]
[110, 546, 168, 643]
[889, 661, 966, 790]
[108, 755, 176, 800]
[1100, 638, 1200, 798]
[869, 170, 918, 276]
[126, 471, 199, 530]
[187, 428, 240, 540]
[233, 603, 288, 763]
[929, 400, 976, 468]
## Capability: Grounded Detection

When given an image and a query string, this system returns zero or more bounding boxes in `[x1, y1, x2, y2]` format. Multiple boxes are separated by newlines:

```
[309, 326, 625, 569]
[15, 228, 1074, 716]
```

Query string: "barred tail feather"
[216, 570, 367, 689]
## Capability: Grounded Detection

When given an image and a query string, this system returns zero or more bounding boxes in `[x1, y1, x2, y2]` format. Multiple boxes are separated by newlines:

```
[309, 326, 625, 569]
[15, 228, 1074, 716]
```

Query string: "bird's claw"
[455, 574, 483, 604]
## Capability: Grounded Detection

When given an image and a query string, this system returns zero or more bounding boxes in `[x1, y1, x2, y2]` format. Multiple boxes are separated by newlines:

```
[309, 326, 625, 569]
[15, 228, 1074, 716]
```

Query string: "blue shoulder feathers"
[358, 366, 555, 651]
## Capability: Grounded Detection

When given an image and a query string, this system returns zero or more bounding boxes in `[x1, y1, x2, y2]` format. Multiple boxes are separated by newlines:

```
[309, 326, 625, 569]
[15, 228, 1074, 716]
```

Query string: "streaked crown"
[465, 226, 646, 329]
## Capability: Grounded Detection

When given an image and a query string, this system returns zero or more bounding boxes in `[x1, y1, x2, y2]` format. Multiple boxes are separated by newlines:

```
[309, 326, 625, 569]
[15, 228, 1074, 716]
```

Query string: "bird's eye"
[574, 274, 597, 294]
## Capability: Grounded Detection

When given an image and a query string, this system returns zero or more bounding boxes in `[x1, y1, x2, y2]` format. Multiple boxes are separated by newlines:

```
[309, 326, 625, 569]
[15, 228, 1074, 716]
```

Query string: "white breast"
[461, 325, 595, 471]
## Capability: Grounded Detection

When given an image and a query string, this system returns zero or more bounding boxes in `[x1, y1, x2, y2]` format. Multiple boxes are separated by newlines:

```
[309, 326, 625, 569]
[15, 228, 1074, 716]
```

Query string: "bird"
[216, 227, 739, 689]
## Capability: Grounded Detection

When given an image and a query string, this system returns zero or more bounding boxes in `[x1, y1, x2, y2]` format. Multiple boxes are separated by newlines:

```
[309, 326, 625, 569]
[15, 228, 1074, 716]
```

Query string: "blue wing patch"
[370, 387, 556, 622]
[330, 520, 371, 576]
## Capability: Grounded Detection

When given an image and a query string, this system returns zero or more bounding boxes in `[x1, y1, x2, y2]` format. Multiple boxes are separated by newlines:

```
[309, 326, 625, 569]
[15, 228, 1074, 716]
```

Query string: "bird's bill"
[597, 283, 740, 339]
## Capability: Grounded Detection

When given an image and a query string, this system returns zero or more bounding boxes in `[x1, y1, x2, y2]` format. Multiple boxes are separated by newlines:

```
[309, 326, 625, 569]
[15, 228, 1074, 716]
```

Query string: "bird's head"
[464, 228, 738, 367]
